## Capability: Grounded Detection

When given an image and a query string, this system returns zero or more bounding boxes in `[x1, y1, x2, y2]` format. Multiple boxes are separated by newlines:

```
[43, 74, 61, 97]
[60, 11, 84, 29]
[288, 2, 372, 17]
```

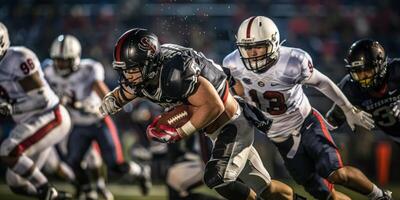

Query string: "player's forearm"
[190, 102, 224, 130]
[12, 88, 51, 114]
[305, 69, 353, 111]
[110, 85, 136, 107]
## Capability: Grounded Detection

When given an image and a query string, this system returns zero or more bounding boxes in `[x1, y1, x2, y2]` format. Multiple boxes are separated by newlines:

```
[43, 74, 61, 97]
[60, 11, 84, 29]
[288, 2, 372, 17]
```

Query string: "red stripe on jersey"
[313, 110, 344, 167]
[246, 16, 257, 38]
[103, 116, 125, 164]
[10, 106, 62, 157]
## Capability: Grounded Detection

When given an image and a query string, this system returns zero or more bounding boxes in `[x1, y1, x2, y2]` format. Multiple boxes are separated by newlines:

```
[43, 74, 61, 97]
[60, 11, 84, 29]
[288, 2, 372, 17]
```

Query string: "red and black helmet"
[113, 28, 161, 87]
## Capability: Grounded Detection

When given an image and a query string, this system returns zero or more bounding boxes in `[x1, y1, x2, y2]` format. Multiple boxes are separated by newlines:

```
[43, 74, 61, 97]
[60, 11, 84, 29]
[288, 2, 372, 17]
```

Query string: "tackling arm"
[11, 71, 50, 114]
[99, 84, 137, 116]
[304, 69, 374, 131]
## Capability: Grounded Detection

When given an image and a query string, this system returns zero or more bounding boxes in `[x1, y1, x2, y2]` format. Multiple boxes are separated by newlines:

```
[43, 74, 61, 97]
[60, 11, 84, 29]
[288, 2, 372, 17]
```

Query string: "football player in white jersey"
[0, 22, 72, 199]
[43, 34, 151, 199]
[223, 16, 392, 200]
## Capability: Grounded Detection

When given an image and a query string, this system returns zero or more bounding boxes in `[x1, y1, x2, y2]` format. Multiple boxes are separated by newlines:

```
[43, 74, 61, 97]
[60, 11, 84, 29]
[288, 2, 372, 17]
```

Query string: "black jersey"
[127, 44, 228, 108]
[326, 58, 400, 137]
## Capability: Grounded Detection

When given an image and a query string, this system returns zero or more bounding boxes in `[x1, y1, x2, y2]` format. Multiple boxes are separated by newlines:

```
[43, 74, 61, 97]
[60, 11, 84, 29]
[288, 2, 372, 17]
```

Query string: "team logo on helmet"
[138, 36, 157, 57]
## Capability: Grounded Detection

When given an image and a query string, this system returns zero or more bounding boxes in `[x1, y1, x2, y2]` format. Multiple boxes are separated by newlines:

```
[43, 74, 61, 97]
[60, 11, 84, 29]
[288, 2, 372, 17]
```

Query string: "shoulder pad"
[161, 54, 199, 99]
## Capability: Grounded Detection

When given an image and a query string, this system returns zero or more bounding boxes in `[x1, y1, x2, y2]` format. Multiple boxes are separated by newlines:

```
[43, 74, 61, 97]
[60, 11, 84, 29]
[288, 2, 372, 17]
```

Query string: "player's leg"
[0, 106, 71, 199]
[310, 110, 392, 200]
[166, 152, 222, 200]
[245, 146, 294, 200]
[96, 116, 152, 195]
[64, 125, 93, 199]
[272, 127, 334, 199]
[204, 108, 274, 200]
[85, 143, 114, 200]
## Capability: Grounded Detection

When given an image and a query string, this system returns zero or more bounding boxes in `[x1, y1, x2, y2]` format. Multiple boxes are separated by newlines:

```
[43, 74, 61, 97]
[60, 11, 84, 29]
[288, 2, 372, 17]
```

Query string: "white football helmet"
[50, 34, 81, 77]
[0, 22, 10, 58]
[236, 16, 280, 73]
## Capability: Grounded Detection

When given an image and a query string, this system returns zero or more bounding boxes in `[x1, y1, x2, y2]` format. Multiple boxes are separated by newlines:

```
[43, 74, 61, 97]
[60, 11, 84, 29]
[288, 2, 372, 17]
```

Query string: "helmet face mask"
[237, 40, 278, 73]
[113, 28, 161, 88]
[50, 35, 81, 77]
[236, 16, 280, 73]
[345, 39, 387, 90]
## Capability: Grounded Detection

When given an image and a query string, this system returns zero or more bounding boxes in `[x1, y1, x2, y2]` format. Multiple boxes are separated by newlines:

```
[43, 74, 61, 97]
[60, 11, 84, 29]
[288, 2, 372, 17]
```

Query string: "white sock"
[367, 184, 383, 200]
[128, 161, 141, 176]
[12, 156, 48, 188]
[27, 168, 48, 188]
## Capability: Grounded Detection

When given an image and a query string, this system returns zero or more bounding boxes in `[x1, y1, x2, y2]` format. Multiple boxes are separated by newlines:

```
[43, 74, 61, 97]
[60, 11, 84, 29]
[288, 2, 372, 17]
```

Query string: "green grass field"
[0, 182, 398, 200]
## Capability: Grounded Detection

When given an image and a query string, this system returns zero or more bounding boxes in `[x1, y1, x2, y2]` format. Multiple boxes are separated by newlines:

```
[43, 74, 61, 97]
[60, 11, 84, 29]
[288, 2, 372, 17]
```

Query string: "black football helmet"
[345, 39, 387, 90]
[113, 28, 161, 88]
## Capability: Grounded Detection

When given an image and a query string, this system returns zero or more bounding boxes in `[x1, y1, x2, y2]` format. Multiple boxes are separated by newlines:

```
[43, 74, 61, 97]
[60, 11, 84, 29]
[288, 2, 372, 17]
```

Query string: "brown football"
[156, 104, 193, 129]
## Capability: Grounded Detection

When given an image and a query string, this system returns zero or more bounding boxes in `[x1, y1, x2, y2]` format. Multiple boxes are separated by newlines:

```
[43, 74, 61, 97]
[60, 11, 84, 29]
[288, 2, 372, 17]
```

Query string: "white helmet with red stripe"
[236, 16, 280, 73]
[50, 34, 81, 77]
[0, 22, 10, 59]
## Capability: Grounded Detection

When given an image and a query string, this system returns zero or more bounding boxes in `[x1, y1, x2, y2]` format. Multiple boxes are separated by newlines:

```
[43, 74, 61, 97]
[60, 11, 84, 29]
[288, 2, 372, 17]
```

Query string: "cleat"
[97, 187, 114, 200]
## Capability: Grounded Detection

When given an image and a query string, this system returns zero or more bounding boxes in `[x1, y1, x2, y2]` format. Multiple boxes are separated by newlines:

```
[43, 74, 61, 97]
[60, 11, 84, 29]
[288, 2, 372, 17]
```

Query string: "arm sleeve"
[92, 61, 105, 81]
[303, 69, 353, 111]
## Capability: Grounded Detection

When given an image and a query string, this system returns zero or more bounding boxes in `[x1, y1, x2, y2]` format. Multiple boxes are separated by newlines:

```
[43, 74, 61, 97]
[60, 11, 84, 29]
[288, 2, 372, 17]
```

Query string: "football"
[156, 104, 193, 129]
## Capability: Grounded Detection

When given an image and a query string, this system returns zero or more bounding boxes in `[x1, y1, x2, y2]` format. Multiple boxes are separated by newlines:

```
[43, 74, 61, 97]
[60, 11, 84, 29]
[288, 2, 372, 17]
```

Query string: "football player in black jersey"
[99, 28, 305, 200]
[326, 39, 400, 146]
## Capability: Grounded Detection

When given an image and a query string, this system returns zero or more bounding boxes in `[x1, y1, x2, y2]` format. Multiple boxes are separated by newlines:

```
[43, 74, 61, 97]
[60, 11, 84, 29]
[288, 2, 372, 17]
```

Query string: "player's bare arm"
[92, 80, 110, 99]
[185, 76, 225, 131]
[232, 79, 245, 97]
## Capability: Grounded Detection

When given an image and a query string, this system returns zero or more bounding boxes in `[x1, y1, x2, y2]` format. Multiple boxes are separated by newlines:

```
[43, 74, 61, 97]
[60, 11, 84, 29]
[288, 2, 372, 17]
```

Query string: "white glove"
[343, 106, 375, 131]
[392, 100, 400, 120]
[0, 102, 13, 116]
[99, 94, 122, 116]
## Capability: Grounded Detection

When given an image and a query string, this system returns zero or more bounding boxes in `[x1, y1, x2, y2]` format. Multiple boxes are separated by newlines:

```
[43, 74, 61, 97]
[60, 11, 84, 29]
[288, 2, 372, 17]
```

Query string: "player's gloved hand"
[0, 102, 13, 116]
[343, 106, 375, 131]
[146, 116, 183, 143]
[99, 93, 122, 116]
[391, 100, 400, 120]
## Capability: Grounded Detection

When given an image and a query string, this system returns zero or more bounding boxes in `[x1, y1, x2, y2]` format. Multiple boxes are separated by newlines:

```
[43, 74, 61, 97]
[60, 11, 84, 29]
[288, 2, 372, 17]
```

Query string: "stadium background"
[0, 0, 399, 199]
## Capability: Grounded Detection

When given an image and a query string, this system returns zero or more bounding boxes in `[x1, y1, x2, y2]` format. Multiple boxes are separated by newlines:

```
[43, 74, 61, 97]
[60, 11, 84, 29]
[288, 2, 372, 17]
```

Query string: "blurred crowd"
[1, 0, 399, 184]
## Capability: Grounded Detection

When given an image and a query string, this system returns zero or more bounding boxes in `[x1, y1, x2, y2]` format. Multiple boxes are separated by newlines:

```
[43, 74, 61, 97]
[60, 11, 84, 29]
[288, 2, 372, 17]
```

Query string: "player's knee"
[0, 140, 19, 167]
[203, 164, 225, 189]
[327, 167, 348, 184]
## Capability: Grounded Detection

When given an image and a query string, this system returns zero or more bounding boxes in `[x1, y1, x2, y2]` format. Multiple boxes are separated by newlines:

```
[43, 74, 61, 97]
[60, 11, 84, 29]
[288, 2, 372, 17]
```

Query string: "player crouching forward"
[0, 22, 72, 199]
[99, 28, 305, 200]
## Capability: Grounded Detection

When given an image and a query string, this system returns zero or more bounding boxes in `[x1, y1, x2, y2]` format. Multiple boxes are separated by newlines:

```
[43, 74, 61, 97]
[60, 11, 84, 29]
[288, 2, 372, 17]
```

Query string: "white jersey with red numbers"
[43, 58, 105, 125]
[223, 46, 314, 140]
[0, 46, 59, 123]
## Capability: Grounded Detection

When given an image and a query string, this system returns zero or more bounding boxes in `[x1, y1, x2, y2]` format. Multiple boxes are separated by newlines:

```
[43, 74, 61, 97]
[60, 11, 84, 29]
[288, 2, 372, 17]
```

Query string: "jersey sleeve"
[296, 50, 314, 84]
[12, 48, 42, 79]
[91, 61, 105, 81]
[222, 50, 242, 77]
[161, 54, 200, 100]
